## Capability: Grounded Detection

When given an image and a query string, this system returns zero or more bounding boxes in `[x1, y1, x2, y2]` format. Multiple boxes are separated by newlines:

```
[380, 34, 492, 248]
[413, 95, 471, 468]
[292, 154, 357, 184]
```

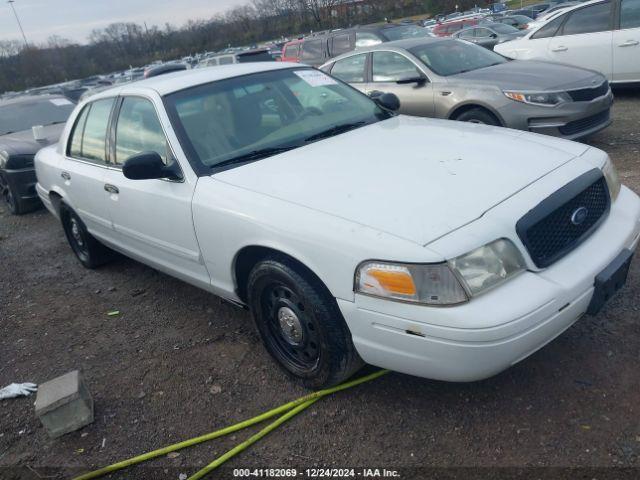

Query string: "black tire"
[60, 203, 112, 269]
[0, 172, 21, 215]
[454, 107, 501, 126]
[247, 255, 363, 389]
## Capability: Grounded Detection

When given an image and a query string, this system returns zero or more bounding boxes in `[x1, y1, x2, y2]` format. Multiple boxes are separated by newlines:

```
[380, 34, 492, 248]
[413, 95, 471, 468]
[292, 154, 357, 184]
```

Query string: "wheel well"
[49, 191, 63, 215]
[234, 246, 326, 304]
[449, 104, 502, 126]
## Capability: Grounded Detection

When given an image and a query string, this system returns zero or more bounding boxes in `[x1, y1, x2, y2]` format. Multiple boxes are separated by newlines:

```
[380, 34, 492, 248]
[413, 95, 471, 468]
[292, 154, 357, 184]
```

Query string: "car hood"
[213, 116, 589, 246]
[0, 123, 65, 156]
[450, 60, 605, 91]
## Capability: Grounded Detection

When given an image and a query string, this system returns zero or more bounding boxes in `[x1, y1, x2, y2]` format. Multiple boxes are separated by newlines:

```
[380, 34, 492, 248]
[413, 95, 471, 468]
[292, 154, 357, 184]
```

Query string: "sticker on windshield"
[50, 98, 73, 106]
[294, 70, 337, 87]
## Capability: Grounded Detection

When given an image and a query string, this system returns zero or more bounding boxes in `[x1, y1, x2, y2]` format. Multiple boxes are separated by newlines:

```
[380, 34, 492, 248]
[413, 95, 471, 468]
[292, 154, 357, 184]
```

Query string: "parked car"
[433, 18, 482, 36]
[495, 0, 640, 84]
[322, 38, 612, 139]
[0, 95, 75, 214]
[454, 23, 526, 49]
[279, 25, 433, 66]
[509, 8, 541, 19]
[35, 63, 638, 388]
[492, 14, 535, 30]
[197, 49, 274, 68]
[280, 38, 304, 63]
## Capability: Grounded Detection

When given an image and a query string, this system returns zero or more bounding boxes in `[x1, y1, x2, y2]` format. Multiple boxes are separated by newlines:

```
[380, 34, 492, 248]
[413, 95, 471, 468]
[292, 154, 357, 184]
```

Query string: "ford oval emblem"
[571, 206, 589, 226]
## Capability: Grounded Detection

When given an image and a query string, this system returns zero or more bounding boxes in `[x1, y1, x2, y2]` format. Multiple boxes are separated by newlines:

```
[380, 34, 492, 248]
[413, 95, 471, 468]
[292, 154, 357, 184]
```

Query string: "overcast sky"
[0, 0, 245, 44]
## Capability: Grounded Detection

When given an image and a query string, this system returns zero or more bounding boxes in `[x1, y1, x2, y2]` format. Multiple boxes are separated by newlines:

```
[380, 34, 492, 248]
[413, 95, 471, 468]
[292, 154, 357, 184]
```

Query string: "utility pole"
[8, 0, 28, 48]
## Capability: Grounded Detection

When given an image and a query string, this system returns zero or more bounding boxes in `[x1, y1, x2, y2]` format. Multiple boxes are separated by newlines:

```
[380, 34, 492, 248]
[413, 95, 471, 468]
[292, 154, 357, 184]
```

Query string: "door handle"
[61, 171, 71, 181]
[551, 46, 568, 52]
[618, 40, 640, 47]
[104, 184, 119, 194]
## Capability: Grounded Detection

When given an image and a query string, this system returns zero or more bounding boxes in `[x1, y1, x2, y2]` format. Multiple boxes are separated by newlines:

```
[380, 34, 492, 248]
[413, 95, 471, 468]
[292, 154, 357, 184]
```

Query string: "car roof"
[325, 37, 450, 63]
[93, 62, 301, 98]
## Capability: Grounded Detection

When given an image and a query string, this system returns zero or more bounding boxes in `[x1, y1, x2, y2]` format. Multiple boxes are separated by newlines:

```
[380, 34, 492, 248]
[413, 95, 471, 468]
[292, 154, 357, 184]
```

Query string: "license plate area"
[586, 249, 633, 315]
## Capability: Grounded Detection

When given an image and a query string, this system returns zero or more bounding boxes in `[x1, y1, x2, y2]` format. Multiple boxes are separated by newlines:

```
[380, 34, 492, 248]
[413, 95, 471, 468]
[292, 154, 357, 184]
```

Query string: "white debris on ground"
[0, 382, 37, 400]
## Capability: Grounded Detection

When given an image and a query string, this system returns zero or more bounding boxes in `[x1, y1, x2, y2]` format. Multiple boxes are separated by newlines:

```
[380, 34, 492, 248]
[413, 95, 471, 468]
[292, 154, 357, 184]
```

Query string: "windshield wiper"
[304, 121, 367, 143]
[44, 121, 66, 126]
[212, 145, 301, 170]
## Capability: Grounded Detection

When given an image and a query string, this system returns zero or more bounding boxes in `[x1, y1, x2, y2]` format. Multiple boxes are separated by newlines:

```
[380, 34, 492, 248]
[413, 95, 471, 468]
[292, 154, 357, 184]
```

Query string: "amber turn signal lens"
[366, 268, 417, 296]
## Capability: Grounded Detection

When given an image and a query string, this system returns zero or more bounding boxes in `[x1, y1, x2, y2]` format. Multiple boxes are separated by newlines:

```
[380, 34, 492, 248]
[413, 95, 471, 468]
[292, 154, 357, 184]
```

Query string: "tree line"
[0, 0, 487, 94]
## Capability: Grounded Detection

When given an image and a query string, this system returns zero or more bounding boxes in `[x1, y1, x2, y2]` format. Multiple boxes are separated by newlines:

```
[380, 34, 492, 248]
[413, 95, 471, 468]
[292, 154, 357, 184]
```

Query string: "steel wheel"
[261, 282, 321, 372]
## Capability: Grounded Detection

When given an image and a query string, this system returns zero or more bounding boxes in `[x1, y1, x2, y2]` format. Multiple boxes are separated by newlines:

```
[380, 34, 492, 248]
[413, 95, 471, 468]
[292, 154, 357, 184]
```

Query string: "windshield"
[383, 25, 431, 41]
[409, 39, 507, 76]
[164, 68, 390, 170]
[0, 97, 75, 135]
[492, 24, 520, 34]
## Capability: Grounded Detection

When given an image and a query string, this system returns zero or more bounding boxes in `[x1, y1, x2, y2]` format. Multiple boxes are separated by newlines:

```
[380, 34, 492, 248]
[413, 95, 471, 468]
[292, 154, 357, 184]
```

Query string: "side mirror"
[396, 76, 427, 86]
[122, 152, 181, 181]
[372, 92, 400, 112]
[491, 33, 498, 38]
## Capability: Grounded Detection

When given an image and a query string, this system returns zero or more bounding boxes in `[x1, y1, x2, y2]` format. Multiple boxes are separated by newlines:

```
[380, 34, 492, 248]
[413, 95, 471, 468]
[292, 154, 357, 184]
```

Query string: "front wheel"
[454, 107, 500, 126]
[0, 172, 20, 215]
[60, 204, 112, 269]
[247, 256, 363, 389]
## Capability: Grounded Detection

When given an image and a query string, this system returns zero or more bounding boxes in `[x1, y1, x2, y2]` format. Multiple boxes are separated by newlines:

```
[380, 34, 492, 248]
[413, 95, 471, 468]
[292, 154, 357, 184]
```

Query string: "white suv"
[495, 0, 640, 84]
[35, 63, 640, 388]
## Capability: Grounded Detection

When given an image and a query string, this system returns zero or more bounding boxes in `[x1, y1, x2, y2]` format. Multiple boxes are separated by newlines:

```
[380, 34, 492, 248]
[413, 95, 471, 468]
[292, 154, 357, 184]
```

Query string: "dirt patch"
[1, 90, 640, 479]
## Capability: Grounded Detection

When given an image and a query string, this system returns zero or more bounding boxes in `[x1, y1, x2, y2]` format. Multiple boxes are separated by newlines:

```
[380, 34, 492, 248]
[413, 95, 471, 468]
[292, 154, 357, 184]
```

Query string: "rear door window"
[330, 54, 367, 83]
[561, 1, 612, 35]
[68, 105, 90, 158]
[70, 98, 114, 163]
[621, 0, 640, 29]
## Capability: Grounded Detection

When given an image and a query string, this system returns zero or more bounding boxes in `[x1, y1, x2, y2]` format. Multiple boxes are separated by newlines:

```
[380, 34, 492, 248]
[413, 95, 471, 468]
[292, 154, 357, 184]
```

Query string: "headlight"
[0, 150, 8, 168]
[504, 90, 572, 107]
[448, 239, 525, 296]
[602, 156, 621, 202]
[355, 261, 468, 306]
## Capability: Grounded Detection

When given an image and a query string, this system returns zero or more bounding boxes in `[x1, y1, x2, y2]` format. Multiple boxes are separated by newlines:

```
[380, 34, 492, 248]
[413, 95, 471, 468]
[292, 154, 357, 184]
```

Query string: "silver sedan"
[320, 38, 613, 140]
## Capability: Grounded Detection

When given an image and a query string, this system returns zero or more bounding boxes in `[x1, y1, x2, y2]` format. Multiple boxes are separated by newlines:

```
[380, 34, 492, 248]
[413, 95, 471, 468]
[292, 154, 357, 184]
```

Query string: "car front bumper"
[1, 167, 41, 209]
[337, 185, 640, 382]
[497, 91, 614, 140]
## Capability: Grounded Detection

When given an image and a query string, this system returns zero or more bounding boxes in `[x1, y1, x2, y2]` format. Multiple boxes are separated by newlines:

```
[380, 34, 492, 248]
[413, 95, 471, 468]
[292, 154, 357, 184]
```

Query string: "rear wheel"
[454, 107, 501, 126]
[60, 204, 112, 269]
[247, 256, 363, 389]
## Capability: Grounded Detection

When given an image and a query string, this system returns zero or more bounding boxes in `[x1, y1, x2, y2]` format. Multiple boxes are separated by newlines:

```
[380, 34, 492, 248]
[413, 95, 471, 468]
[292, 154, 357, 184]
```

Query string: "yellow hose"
[188, 398, 319, 480]
[73, 369, 389, 480]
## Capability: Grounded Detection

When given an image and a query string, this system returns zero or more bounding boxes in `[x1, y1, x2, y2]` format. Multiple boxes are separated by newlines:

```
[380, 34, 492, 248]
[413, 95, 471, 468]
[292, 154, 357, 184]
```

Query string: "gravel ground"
[1, 90, 640, 480]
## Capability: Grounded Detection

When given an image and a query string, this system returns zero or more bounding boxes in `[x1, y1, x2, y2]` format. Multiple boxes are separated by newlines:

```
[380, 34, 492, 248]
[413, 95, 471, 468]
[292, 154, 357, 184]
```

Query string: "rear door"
[102, 95, 210, 286]
[60, 98, 116, 241]
[547, 1, 614, 79]
[612, 0, 640, 82]
[366, 50, 435, 117]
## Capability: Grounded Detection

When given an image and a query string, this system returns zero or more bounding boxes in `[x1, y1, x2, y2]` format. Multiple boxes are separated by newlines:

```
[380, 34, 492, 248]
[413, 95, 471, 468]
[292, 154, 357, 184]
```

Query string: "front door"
[547, 1, 614, 79]
[366, 50, 434, 117]
[102, 96, 210, 288]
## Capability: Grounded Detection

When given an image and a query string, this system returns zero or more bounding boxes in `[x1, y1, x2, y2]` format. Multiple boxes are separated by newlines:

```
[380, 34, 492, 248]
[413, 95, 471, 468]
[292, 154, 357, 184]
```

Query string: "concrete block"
[35, 370, 94, 438]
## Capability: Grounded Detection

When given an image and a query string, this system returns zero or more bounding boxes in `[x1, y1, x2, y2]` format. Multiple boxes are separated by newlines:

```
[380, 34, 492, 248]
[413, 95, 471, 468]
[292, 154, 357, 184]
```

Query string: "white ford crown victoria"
[35, 63, 640, 388]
